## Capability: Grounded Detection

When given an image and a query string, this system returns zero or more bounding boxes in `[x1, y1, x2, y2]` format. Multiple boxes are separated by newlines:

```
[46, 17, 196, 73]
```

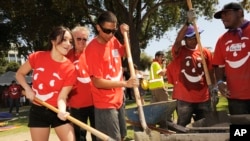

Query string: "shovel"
[186, 0, 229, 126]
[33, 97, 115, 141]
[123, 31, 161, 141]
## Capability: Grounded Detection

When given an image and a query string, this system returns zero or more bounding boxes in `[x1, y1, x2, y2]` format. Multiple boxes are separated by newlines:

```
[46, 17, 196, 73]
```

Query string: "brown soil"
[0, 131, 60, 141]
[0, 130, 92, 141]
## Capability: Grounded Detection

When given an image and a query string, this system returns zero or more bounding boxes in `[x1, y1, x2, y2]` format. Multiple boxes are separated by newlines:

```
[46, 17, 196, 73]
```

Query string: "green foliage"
[0, 57, 8, 66]
[140, 52, 152, 71]
[3, 0, 250, 67]
[0, 67, 6, 75]
[165, 49, 173, 65]
[5, 61, 20, 72]
[0, 53, 8, 74]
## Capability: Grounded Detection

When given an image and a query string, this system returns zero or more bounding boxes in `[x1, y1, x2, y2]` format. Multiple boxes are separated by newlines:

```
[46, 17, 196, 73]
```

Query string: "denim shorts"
[28, 104, 70, 128]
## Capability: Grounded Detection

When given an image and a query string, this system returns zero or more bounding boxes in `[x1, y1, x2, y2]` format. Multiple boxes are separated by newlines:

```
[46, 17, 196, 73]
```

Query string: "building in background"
[7, 43, 25, 64]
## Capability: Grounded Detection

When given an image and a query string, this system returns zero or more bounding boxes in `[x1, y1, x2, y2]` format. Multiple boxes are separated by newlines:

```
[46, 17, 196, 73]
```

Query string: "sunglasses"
[99, 25, 117, 34]
[76, 37, 87, 42]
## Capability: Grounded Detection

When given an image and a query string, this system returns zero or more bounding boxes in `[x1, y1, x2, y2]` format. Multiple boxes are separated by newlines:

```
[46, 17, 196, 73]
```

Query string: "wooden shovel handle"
[33, 97, 113, 141]
[186, 0, 211, 85]
[186, 0, 219, 112]
[123, 31, 150, 133]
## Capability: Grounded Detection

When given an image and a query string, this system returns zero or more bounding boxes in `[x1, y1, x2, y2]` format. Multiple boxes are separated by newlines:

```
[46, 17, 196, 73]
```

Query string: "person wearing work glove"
[186, 9, 196, 25]
[212, 2, 250, 116]
[166, 9, 216, 127]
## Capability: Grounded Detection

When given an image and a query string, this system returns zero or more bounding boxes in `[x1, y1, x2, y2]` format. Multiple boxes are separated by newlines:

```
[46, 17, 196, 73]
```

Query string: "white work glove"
[57, 111, 70, 121]
[187, 9, 196, 24]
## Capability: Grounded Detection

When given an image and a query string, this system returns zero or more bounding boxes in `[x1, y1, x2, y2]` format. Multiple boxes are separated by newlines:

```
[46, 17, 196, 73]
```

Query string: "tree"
[0, 50, 9, 74]
[140, 52, 152, 71]
[0, 0, 249, 66]
[0, 57, 8, 75]
[5, 61, 20, 72]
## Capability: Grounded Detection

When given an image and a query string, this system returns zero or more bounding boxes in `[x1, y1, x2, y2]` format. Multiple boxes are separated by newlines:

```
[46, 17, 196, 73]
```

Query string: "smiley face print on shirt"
[180, 54, 206, 91]
[224, 38, 250, 68]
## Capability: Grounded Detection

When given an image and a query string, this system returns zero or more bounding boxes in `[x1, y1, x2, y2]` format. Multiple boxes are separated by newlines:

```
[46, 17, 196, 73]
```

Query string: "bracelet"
[217, 80, 224, 85]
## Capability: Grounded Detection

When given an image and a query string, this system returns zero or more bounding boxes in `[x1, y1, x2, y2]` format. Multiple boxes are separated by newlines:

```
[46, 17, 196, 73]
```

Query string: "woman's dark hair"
[47, 26, 74, 50]
[97, 11, 117, 26]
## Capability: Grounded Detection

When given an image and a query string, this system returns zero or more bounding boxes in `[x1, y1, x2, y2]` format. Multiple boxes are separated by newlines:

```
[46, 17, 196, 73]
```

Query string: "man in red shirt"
[213, 2, 250, 115]
[167, 10, 214, 127]
[80, 11, 139, 141]
[8, 80, 22, 116]
[66, 25, 96, 141]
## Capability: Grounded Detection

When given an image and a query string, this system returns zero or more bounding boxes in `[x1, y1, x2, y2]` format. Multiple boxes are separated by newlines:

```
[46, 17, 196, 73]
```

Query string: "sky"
[144, 0, 250, 57]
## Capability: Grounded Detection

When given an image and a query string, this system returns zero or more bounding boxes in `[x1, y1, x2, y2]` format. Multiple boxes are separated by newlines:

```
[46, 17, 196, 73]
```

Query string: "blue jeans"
[176, 100, 211, 127]
[9, 98, 20, 114]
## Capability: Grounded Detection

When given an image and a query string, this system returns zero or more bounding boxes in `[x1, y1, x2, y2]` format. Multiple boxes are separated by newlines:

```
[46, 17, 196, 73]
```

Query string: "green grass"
[124, 92, 152, 140]
[0, 93, 229, 141]
[0, 106, 30, 136]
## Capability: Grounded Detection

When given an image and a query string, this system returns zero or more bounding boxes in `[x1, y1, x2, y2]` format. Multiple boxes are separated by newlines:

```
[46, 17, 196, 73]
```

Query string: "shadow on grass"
[0, 105, 30, 136]
[0, 105, 30, 125]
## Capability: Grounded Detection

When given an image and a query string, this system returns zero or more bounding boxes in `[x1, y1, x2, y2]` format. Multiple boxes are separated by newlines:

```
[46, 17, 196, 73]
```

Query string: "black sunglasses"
[76, 37, 87, 42]
[99, 25, 117, 34]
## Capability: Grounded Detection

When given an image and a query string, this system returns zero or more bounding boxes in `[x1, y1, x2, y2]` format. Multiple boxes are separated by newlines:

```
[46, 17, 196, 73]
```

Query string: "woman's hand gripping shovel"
[31, 96, 115, 141]
[123, 31, 161, 141]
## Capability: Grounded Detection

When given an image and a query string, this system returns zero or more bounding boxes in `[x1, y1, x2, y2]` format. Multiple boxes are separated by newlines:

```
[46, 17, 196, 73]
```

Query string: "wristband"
[217, 80, 224, 85]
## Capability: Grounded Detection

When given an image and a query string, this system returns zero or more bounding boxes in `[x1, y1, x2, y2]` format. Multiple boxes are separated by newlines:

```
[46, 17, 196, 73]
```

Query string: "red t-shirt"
[67, 49, 94, 108]
[167, 46, 212, 102]
[29, 51, 77, 107]
[8, 84, 21, 99]
[84, 36, 125, 109]
[212, 21, 250, 99]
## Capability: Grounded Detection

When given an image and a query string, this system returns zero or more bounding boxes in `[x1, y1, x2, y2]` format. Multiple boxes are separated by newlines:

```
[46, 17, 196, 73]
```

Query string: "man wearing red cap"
[212, 2, 250, 115]
[167, 10, 214, 127]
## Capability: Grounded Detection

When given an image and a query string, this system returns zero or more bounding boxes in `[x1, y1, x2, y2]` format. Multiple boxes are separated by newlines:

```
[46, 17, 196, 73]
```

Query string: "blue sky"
[144, 0, 250, 57]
